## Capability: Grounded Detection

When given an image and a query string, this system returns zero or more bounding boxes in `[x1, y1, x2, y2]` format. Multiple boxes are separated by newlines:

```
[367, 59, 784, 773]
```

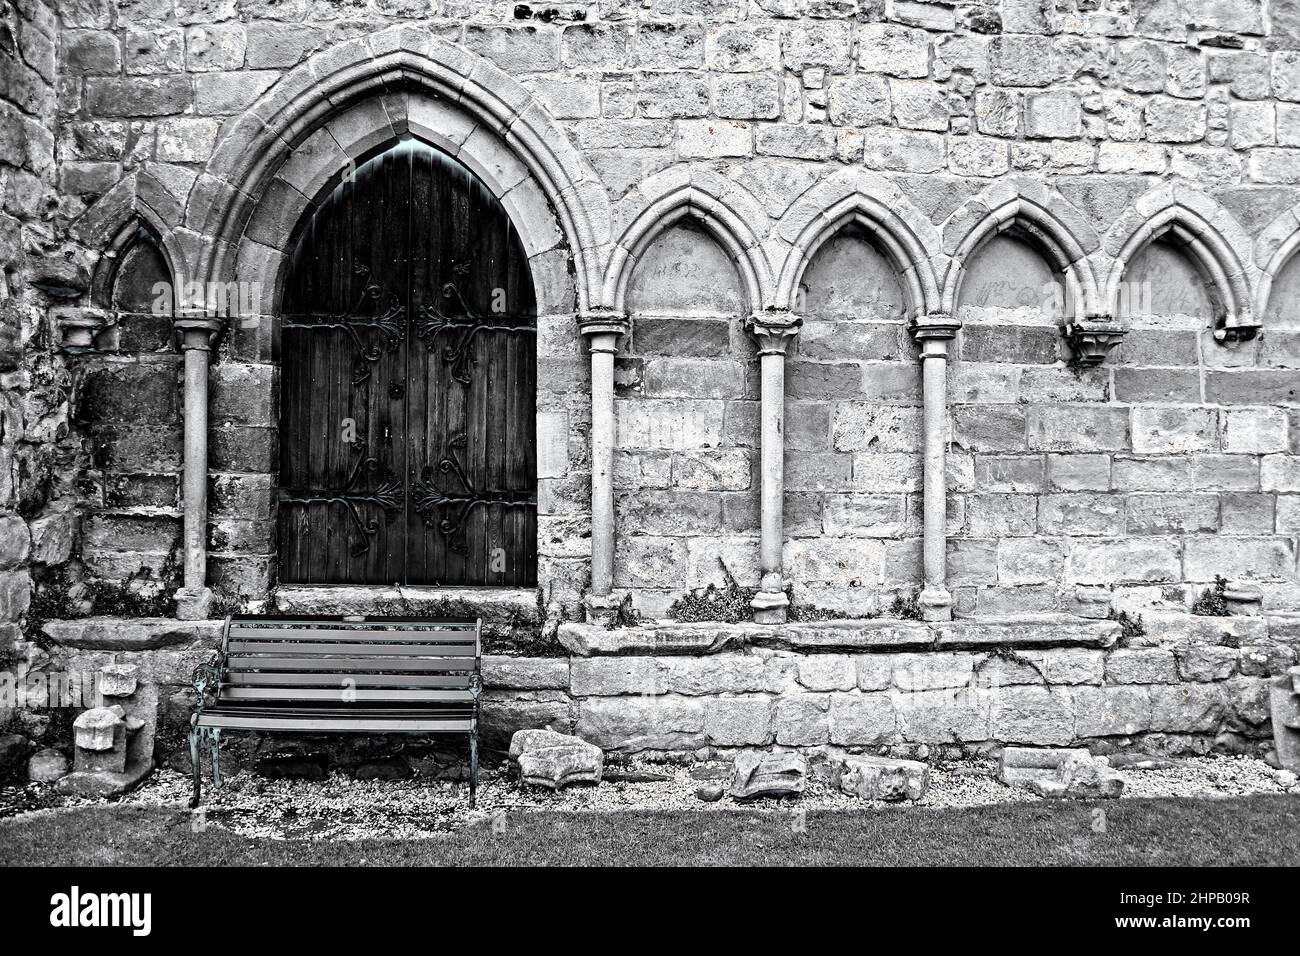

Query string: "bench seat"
[189, 614, 482, 807]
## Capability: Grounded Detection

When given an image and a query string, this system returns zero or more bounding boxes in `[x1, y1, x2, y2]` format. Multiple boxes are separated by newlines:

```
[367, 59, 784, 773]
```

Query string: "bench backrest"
[217, 616, 481, 709]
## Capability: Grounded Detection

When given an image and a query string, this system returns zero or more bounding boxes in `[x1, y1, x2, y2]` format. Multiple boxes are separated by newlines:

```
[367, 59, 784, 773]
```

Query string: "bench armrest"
[191, 651, 224, 716]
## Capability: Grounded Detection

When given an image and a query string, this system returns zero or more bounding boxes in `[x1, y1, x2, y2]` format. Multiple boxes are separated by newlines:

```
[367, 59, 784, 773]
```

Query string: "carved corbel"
[53, 306, 111, 355]
[1213, 311, 1262, 346]
[1065, 314, 1126, 367]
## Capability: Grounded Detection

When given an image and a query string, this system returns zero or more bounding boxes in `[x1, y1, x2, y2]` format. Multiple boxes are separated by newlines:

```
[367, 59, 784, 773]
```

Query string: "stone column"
[747, 311, 801, 625]
[173, 314, 222, 621]
[910, 313, 960, 622]
[578, 309, 629, 622]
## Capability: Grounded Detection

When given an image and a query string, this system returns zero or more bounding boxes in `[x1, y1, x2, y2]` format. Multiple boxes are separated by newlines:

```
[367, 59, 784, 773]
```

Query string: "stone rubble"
[508, 728, 604, 790]
[836, 754, 930, 801]
[729, 750, 808, 799]
[1029, 753, 1126, 800]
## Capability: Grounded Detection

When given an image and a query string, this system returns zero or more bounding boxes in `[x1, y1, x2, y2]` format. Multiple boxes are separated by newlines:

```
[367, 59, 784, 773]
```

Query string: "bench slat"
[229, 626, 477, 642]
[196, 714, 474, 732]
[225, 656, 475, 672]
[224, 672, 473, 689]
[227, 641, 476, 656]
[221, 687, 475, 702]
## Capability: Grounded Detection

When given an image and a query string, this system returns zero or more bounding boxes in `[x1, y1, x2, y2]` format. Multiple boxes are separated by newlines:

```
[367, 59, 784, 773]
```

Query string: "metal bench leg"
[469, 727, 478, 809]
[188, 724, 202, 809]
[210, 728, 223, 789]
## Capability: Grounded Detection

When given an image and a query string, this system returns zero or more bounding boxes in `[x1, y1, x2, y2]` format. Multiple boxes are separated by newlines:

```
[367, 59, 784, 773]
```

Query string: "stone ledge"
[273, 585, 540, 623]
[557, 615, 1120, 657]
[41, 618, 224, 651]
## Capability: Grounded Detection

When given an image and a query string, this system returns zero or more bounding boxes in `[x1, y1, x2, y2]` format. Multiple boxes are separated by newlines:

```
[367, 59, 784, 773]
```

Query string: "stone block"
[1125, 493, 1219, 534]
[1175, 644, 1239, 681]
[482, 656, 569, 691]
[999, 746, 1091, 786]
[829, 691, 898, 744]
[1184, 536, 1295, 581]
[894, 687, 990, 742]
[575, 695, 704, 751]
[73, 707, 122, 751]
[98, 663, 139, 698]
[998, 538, 1065, 585]
[774, 694, 830, 746]
[730, 750, 808, 799]
[704, 696, 774, 746]
[1131, 407, 1219, 454]
[991, 686, 1075, 746]
[1148, 683, 1227, 733]
[833, 404, 921, 453]
[1028, 406, 1129, 452]
[1069, 538, 1181, 585]
[1105, 648, 1178, 684]
[796, 655, 857, 691]
[837, 754, 929, 801]
[1039, 493, 1124, 536]
[1073, 685, 1152, 737]
[1046, 454, 1110, 492]
[952, 405, 1027, 452]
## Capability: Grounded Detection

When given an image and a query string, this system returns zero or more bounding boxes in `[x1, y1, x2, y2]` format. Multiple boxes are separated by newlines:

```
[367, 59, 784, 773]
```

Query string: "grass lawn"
[2, 794, 1298, 866]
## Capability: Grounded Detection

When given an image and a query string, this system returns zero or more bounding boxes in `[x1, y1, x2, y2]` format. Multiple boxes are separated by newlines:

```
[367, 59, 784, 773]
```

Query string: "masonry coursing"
[2, 0, 1300, 760]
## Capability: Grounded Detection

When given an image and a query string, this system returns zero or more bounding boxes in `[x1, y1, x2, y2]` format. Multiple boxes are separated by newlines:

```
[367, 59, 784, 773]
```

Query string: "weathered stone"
[729, 749, 807, 799]
[509, 728, 603, 789]
[1029, 753, 1125, 799]
[837, 754, 929, 801]
[73, 707, 123, 751]
[27, 748, 70, 783]
[98, 663, 139, 698]
[998, 746, 1091, 786]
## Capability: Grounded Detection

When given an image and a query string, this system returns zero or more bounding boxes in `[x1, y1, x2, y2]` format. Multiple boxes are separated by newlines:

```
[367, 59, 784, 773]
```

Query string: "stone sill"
[558, 615, 1121, 657]
[42, 617, 223, 651]
[272, 585, 540, 623]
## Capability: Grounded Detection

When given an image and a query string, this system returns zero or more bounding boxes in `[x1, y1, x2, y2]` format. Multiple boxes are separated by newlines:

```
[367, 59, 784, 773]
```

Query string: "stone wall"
[476, 612, 1299, 756]
[22, 0, 1300, 622]
[2, 0, 71, 640]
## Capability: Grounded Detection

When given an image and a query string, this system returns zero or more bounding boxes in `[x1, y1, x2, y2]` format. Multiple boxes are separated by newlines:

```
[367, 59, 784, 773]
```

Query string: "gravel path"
[3, 755, 1296, 842]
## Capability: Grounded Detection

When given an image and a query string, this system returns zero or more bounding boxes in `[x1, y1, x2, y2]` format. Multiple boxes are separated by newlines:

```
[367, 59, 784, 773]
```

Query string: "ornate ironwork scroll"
[412, 433, 536, 555]
[282, 264, 406, 385]
[416, 262, 536, 385]
[278, 455, 404, 556]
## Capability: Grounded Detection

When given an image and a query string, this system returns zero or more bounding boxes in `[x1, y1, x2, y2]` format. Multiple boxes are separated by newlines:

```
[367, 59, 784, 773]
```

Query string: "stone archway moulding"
[773, 167, 942, 318]
[1101, 184, 1256, 329]
[939, 180, 1102, 318]
[601, 167, 776, 314]
[185, 26, 612, 315]
[1253, 203, 1300, 319]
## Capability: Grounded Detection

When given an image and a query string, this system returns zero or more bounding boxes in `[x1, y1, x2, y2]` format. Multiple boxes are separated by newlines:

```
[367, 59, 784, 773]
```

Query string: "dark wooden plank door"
[278, 139, 536, 586]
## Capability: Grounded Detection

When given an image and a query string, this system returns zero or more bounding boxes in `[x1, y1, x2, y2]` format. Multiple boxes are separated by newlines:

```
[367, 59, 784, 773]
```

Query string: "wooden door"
[277, 139, 537, 586]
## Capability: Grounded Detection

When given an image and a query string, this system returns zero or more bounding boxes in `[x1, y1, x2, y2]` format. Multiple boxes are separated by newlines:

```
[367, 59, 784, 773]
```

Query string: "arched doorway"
[277, 137, 537, 587]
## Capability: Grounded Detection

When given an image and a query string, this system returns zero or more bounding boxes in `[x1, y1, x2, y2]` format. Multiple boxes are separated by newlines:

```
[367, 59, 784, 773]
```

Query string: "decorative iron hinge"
[278, 456, 404, 556]
[416, 263, 536, 385]
[282, 264, 405, 385]
[412, 433, 536, 555]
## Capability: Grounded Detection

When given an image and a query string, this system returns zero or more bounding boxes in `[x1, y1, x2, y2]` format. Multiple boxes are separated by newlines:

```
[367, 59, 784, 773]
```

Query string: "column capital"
[908, 311, 961, 342]
[577, 307, 630, 339]
[746, 310, 801, 354]
[1064, 312, 1125, 366]
[173, 314, 223, 352]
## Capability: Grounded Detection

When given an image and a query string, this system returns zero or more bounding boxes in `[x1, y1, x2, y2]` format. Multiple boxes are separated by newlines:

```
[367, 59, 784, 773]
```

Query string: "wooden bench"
[189, 615, 482, 808]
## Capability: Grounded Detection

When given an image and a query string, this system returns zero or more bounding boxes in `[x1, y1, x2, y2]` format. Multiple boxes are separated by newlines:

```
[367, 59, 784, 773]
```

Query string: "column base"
[751, 589, 790, 625]
[583, 593, 624, 627]
[175, 587, 214, 621]
[918, 587, 952, 622]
